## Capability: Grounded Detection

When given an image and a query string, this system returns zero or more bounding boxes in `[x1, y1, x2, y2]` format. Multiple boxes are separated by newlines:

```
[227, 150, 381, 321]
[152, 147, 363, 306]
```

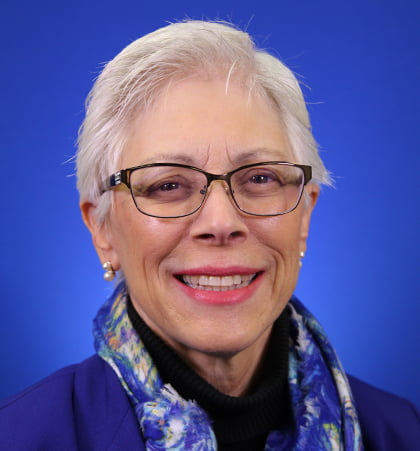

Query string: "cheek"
[251, 214, 303, 257]
[253, 216, 303, 296]
[111, 206, 190, 273]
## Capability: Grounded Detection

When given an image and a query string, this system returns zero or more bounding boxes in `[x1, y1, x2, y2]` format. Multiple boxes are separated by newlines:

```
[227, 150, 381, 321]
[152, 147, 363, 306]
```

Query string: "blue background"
[1, 0, 419, 406]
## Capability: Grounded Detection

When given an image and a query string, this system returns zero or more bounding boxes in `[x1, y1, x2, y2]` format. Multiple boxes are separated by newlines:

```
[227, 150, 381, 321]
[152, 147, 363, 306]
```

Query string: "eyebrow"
[136, 153, 197, 166]
[134, 148, 291, 168]
[231, 148, 291, 165]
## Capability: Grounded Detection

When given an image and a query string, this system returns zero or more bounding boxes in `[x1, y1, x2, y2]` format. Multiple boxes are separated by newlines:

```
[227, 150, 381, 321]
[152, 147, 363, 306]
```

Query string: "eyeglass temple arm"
[302, 166, 312, 184]
[102, 170, 130, 193]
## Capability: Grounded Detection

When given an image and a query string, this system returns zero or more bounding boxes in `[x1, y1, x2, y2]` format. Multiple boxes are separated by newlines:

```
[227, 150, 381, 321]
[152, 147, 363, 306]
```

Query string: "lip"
[176, 266, 259, 276]
[173, 266, 263, 306]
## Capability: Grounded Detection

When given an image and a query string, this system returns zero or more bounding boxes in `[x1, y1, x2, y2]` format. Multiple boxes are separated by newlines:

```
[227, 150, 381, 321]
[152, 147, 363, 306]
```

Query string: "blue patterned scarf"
[93, 283, 363, 450]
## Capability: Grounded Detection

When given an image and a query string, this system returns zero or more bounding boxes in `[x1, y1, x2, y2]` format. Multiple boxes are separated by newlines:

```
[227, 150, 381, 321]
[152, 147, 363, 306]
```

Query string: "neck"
[125, 298, 292, 447]
[176, 328, 272, 396]
[127, 296, 290, 398]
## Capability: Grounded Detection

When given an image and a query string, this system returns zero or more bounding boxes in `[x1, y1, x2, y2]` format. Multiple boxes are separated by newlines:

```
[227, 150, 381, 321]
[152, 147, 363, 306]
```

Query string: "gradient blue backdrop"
[1, 0, 419, 407]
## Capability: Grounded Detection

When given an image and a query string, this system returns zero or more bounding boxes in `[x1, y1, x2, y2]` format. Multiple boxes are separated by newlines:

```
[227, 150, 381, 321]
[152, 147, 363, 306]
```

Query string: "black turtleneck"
[127, 298, 292, 451]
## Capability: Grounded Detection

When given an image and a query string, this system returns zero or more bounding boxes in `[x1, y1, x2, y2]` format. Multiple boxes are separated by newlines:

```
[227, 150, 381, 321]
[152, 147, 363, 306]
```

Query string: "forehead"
[122, 78, 293, 169]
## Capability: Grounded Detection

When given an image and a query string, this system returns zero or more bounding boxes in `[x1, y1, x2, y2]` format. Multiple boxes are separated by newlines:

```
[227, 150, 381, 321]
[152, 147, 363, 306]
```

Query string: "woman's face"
[84, 79, 318, 361]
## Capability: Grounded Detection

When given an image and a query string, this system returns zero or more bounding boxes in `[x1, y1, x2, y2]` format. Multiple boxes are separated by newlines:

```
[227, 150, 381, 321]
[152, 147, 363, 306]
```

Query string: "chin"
[181, 326, 270, 359]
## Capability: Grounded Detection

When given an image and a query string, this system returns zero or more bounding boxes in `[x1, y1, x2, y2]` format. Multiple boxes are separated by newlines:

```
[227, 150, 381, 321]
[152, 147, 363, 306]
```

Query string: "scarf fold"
[93, 282, 363, 450]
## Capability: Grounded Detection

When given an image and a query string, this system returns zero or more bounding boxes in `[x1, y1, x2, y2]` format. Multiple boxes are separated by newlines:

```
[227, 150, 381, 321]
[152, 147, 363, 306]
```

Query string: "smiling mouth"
[178, 274, 258, 291]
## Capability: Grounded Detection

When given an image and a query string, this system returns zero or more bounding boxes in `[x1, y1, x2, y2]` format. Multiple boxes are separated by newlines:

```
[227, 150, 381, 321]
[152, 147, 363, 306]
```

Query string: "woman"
[1, 20, 419, 450]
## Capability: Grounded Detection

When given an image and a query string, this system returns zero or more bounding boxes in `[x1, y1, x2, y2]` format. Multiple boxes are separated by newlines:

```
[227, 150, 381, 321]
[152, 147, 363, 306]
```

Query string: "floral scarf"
[93, 282, 363, 450]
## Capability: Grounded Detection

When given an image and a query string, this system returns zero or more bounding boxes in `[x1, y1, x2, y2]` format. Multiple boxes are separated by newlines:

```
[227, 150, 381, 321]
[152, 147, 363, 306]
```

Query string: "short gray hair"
[76, 20, 332, 222]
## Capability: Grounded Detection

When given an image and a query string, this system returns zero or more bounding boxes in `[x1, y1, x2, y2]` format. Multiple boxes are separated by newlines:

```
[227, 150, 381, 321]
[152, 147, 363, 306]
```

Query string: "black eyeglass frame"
[102, 161, 312, 218]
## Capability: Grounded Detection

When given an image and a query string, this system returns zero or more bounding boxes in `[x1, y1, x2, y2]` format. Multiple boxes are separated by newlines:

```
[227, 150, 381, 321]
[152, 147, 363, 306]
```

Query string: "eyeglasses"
[102, 161, 312, 218]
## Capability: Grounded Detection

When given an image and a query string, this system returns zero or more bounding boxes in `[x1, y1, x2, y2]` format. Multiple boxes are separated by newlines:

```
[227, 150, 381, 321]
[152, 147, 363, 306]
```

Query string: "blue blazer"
[0, 355, 419, 450]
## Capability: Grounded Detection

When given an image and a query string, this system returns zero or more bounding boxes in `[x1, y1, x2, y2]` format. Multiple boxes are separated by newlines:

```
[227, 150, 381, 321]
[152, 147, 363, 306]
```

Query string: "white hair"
[76, 20, 332, 222]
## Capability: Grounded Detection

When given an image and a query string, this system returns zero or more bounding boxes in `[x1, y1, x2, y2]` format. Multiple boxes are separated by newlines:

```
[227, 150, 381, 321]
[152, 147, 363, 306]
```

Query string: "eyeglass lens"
[129, 164, 305, 217]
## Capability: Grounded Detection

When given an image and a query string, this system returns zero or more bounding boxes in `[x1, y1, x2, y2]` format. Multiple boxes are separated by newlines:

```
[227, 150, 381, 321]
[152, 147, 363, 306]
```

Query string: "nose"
[190, 181, 248, 245]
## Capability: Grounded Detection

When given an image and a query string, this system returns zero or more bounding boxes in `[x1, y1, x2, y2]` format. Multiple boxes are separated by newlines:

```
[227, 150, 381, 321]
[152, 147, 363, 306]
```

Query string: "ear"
[80, 201, 120, 270]
[299, 183, 320, 254]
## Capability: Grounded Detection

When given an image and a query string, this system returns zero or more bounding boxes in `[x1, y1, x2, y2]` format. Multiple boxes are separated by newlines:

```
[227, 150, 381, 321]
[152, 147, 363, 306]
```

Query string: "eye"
[233, 166, 289, 198]
[158, 182, 179, 192]
[245, 170, 282, 186]
[249, 174, 274, 184]
[138, 179, 184, 197]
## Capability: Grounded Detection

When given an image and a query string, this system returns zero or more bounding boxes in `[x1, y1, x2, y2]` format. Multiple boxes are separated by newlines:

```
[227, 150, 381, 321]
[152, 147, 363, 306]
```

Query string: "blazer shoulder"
[0, 355, 144, 450]
[348, 375, 420, 450]
[0, 361, 81, 449]
[0, 355, 106, 411]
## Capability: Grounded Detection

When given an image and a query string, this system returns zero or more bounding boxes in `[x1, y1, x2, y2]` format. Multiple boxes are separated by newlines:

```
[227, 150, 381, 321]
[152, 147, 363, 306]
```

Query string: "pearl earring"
[102, 261, 115, 281]
[299, 251, 305, 268]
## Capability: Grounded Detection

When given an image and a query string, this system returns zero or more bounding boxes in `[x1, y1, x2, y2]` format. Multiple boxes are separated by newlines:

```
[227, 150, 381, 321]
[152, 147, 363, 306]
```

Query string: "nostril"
[199, 233, 214, 240]
[230, 231, 243, 238]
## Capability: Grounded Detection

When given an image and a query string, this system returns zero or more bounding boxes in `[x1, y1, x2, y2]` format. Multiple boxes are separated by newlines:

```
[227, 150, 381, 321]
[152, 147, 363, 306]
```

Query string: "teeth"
[182, 274, 255, 291]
